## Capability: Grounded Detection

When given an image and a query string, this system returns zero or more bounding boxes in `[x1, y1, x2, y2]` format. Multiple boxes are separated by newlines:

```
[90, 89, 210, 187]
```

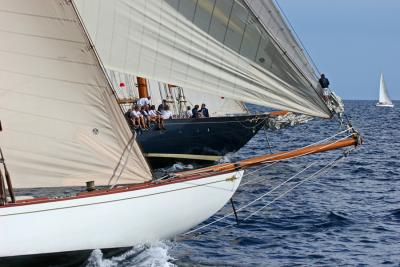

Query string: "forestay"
[0, 0, 152, 188]
[244, 0, 318, 86]
[74, 0, 332, 118]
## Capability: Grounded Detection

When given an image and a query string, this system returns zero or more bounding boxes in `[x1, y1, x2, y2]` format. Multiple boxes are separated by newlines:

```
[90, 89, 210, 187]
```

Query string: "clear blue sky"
[277, 0, 400, 100]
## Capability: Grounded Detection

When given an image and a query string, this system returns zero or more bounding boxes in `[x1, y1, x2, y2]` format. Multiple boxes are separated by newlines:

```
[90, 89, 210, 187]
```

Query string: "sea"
[27, 101, 400, 266]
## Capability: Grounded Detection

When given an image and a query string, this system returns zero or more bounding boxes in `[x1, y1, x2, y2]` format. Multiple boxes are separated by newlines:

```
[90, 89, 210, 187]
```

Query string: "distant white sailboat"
[376, 74, 394, 107]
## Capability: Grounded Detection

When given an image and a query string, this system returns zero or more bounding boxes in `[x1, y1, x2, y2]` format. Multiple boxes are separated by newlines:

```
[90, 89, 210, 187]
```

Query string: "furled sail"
[0, 0, 152, 188]
[74, 0, 332, 118]
[379, 74, 393, 105]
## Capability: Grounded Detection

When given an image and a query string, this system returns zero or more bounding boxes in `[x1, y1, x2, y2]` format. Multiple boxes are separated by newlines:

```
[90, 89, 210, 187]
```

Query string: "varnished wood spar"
[175, 136, 358, 177]
[168, 84, 177, 90]
[136, 77, 149, 98]
[117, 98, 137, 104]
[268, 110, 289, 117]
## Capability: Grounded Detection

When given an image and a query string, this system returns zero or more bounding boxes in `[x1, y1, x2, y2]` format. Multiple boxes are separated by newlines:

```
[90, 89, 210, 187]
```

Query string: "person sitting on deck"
[140, 105, 151, 128]
[157, 99, 168, 112]
[319, 74, 330, 101]
[161, 105, 173, 120]
[124, 108, 134, 127]
[191, 104, 200, 119]
[149, 105, 166, 130]
[130, 105, 148, 130]
[185, 106, 193, 118]
[137, 96, 151, 107]
[200, 103, 209, 118]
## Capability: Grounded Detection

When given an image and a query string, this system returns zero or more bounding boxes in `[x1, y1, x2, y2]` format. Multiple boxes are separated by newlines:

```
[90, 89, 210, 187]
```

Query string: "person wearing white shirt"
[137, 96, 151, 107]
[185, 106, 193, 118]
[130, 106, 148, 129]
[148, 105, 166, 130]
[161, 105, 172, 120]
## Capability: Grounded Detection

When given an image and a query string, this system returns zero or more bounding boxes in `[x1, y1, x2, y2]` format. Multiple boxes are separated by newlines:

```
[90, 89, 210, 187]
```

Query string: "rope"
[263, 125, 273, 154]
[237, 129, 352, 187]
[184, 148, 352, 236]
[272, 0, 321, 76]
[241, 151, 351, 221]
[184, 160, 317, 236]
[240, 161, 278, 187]
[108, 135, 136, 188]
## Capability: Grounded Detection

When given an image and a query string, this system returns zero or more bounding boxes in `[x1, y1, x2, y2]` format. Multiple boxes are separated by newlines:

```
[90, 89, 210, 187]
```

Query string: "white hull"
[376, 103, 394, 107]
[0, 171, 243, 258]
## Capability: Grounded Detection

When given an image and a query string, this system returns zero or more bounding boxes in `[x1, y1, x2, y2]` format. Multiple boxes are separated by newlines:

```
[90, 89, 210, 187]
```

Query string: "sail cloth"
[107, 69, 248, 116]
[379, 74, 393, 105]
[244, 0, 318, 87]
[0, 0, 152, 188]
[74, 0, 332, 118]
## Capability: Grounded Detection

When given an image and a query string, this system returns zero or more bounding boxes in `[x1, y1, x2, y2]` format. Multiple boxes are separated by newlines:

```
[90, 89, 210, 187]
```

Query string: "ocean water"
[86, 100, 400, 266]
[17, 100, 399, 266]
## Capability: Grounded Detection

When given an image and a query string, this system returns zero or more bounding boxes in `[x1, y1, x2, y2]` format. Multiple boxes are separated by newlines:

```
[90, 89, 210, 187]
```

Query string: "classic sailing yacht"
[109, 72, 270, 169]
[0, 0, 359, 265]
[376, 74, 394, 107]
[74, 0, 346, 168]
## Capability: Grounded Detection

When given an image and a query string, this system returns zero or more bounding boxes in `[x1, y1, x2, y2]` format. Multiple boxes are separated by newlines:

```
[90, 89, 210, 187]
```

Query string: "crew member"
[200, 103, 209, 118]
[319, 74, 330, 101]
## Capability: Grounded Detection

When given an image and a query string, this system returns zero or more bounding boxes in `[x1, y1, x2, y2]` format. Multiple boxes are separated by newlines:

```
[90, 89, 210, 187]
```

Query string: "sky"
[277, 0, 400, 100]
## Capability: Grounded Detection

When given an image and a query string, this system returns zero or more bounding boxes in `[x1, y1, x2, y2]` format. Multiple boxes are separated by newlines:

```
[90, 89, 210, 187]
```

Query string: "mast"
[136, 77, 149, 98]
[75, 0, 333, 118]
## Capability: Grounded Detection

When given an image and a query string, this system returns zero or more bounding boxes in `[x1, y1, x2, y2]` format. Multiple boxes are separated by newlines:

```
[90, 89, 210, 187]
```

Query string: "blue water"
[90, 100, 400, 266]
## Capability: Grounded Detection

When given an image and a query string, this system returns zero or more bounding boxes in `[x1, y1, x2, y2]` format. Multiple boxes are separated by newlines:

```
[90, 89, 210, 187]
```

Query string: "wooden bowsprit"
[174, 133, 361, 178]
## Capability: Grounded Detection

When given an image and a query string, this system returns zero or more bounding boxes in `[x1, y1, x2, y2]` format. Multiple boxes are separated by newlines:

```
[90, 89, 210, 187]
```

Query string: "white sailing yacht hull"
[376, 103, 394, 107]
[0, 171, 243, 258]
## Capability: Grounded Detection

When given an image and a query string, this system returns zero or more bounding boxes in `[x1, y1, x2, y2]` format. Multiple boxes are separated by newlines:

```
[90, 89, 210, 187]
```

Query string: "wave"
[311, 211, 353, 230]
[86, 242, 176, 267]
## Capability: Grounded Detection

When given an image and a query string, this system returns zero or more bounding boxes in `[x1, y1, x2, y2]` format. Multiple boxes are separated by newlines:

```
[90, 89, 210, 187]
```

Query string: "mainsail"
[378, 74, 393, 105]
[74, 0, 332, 118]
[0, 0, 152, 188]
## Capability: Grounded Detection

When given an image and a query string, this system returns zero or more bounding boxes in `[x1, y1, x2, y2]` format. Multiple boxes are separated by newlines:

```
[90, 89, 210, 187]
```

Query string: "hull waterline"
[376, 103, 394, 107]
[0, 171, 243, 260]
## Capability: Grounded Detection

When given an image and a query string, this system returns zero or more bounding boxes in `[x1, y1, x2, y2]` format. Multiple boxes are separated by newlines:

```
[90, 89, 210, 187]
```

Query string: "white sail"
[74, 0, 331, 118]
[107, 69, 248, 116]
[244, 0, 318, 85]
[378, 74, 393, 105]
[0, 0, 152, 188]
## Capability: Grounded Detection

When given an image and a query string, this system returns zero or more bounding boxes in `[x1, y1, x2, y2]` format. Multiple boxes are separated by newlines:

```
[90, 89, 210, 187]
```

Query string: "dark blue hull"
[137, 114, 268, 169]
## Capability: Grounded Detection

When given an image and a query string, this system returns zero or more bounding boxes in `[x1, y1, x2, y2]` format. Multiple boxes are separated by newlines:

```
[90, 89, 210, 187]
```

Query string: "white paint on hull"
[0, 171, 243, 257]
[376, 103, 394, 107]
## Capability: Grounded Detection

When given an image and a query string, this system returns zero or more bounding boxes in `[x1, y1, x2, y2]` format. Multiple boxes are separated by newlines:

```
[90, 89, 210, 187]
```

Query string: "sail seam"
[0, 28, 85, 45]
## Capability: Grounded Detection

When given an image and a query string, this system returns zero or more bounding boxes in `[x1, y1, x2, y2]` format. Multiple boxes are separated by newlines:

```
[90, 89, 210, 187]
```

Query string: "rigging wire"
[273, 0, 321, 76]
[241, 150, 352, 222]
[184, 148, 352, 237]
[263, 124, 273, 154]
[184, 130, 354, 237]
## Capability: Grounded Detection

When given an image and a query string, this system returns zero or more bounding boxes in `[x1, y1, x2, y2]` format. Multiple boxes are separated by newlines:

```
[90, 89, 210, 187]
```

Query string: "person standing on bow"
[319, 74, 330, 101]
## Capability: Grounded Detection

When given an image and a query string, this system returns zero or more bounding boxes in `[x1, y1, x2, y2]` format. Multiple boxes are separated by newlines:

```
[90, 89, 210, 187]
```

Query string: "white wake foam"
[86, 242, 176, 267]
